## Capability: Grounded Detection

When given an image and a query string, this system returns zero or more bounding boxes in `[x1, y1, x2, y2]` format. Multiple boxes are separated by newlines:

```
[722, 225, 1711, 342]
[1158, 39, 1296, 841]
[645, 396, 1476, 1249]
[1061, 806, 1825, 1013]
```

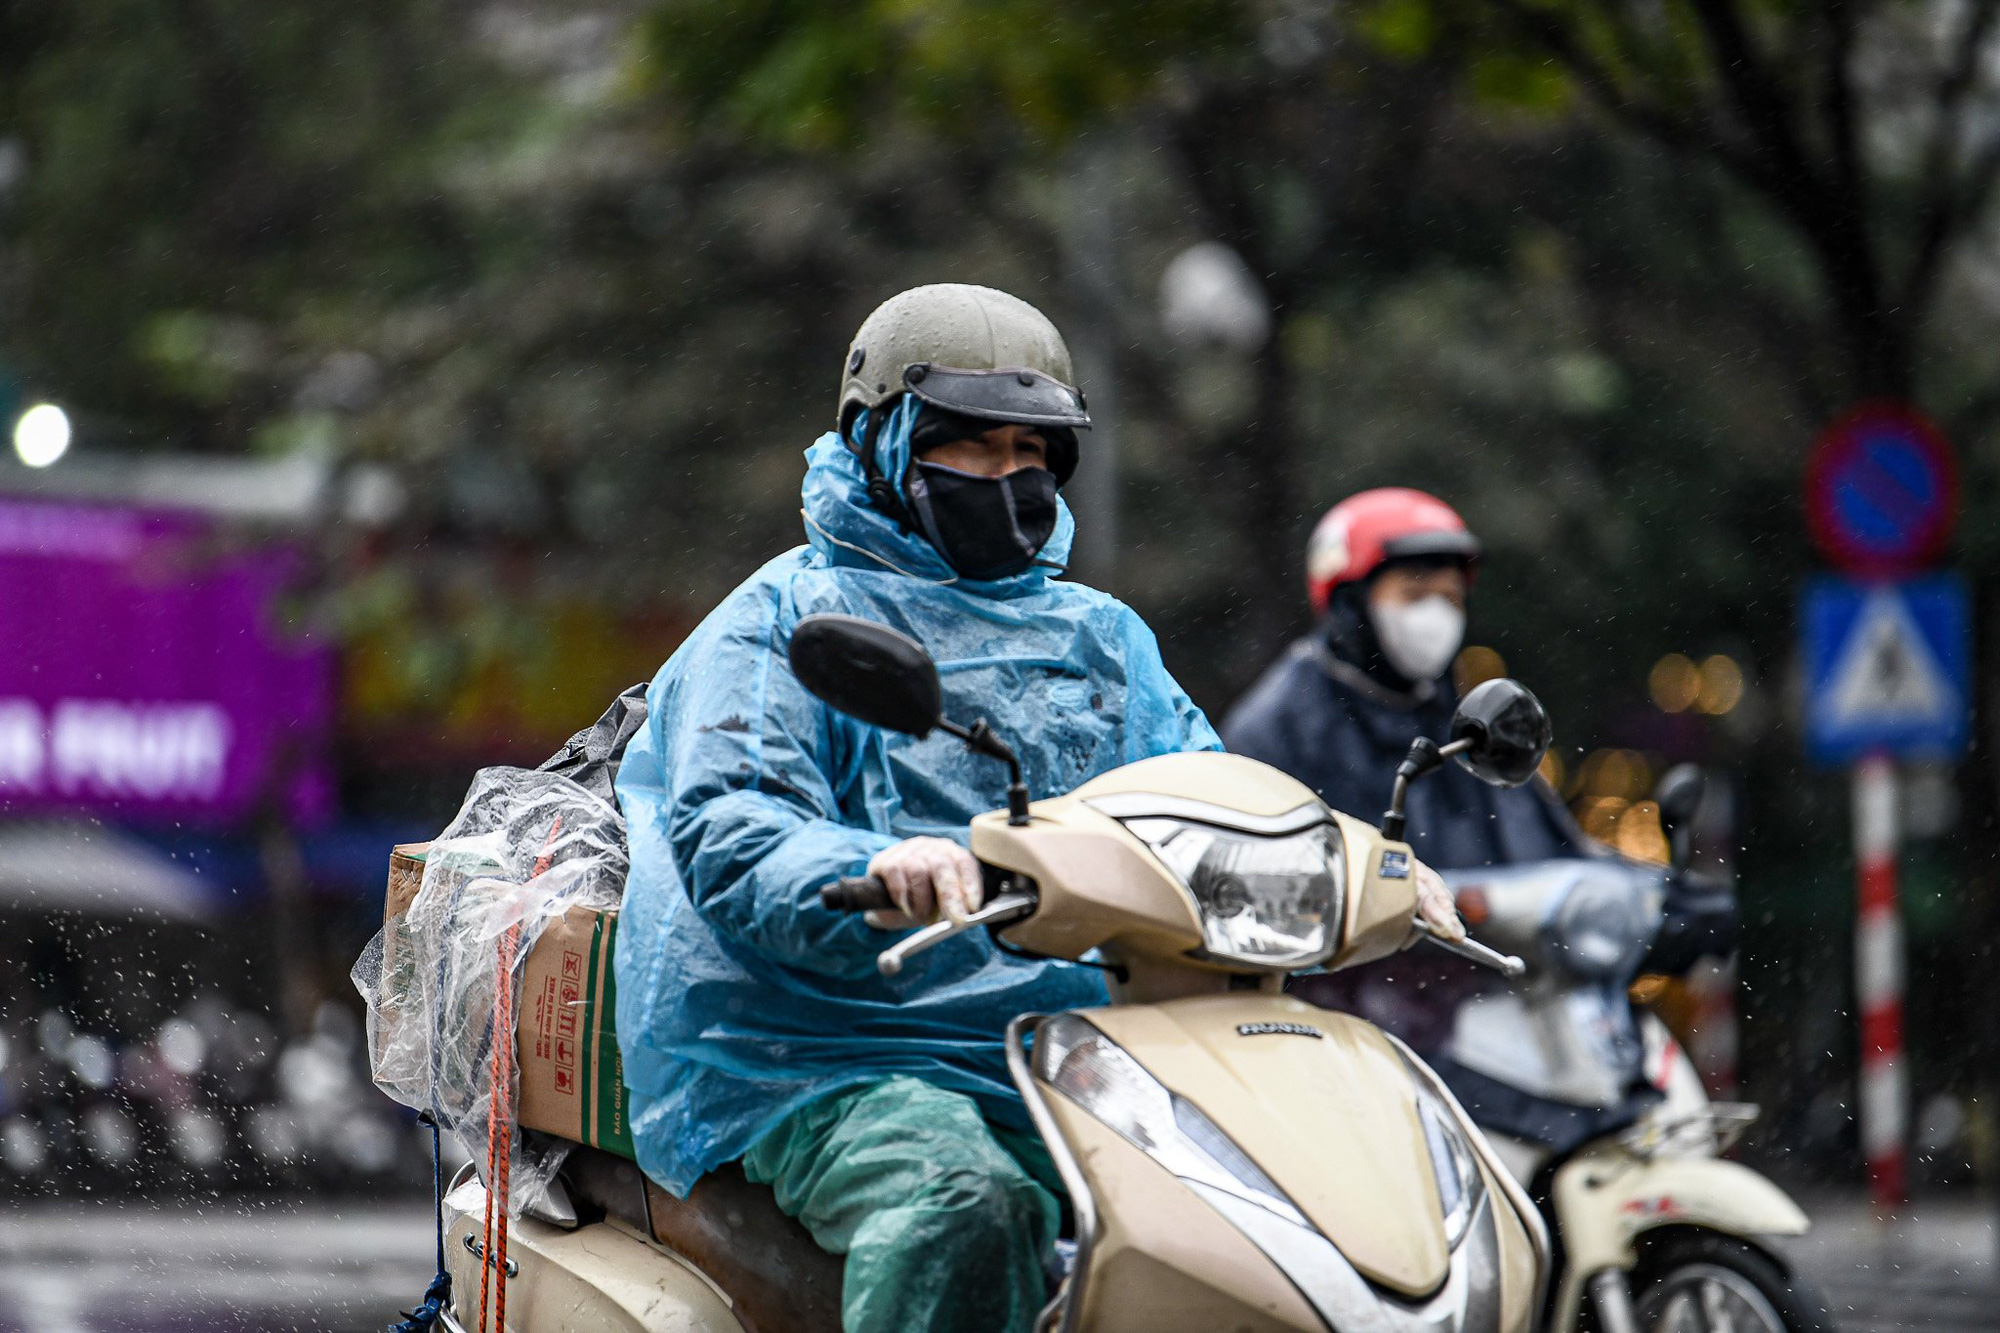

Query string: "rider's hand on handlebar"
[863, 837, 985, 930]
[1414, 860, 1466, 944]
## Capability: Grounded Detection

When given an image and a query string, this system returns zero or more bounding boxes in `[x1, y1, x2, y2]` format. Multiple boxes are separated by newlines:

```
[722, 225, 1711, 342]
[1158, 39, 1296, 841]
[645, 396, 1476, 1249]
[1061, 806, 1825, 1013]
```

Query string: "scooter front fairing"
[1011, 993, 1548, 1333]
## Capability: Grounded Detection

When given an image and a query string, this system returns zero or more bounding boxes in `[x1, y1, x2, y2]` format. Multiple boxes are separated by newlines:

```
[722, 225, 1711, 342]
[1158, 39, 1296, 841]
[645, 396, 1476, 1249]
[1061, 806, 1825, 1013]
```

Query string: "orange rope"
[491, 922, 521, 1331]
[476, 927, 507, 1330]
[475, 815, 565, 1333]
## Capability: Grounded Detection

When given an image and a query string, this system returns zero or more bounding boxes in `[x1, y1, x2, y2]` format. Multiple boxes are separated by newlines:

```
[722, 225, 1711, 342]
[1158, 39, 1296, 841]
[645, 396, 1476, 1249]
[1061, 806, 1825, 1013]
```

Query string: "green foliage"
[1466, 48, 1573, 112]
[1347, 0, 1734, 117]
[8, 0, 2000, 1112]
[638, 0, 1252, 148]
[1353, 0, 1440, 60]
[0, 0, 492, 438]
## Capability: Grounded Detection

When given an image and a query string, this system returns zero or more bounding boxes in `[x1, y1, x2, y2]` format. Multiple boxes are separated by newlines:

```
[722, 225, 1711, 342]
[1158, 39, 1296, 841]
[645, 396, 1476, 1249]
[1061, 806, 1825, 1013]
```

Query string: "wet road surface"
[0, 1191, 1993, 1330]
[1778, 1191, 1999, 1332]
[0, 1200, 434, 1333]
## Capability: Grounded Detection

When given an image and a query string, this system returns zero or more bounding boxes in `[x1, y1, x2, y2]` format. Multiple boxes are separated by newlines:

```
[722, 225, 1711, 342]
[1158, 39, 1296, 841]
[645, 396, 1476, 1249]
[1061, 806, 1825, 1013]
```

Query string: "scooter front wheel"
[1628, 1233, 1834, 1333]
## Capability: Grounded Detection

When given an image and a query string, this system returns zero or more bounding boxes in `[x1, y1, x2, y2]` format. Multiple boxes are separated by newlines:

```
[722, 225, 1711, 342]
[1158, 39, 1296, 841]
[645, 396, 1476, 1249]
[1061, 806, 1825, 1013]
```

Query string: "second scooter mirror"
[1449, 677, 1552, 787]
[789, 613, 944, 738]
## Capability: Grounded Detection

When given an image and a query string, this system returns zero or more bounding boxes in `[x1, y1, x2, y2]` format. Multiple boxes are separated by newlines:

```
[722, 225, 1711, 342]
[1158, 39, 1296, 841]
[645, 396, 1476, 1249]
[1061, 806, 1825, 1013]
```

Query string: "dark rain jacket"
[1222, 596, 1581, 869]
[1221, 593, 1583, 1051]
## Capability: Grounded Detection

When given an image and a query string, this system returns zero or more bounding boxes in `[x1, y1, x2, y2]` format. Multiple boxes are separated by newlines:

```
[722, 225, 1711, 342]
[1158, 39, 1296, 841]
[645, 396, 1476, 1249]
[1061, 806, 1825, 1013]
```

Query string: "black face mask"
[905, 461, 1059, 581]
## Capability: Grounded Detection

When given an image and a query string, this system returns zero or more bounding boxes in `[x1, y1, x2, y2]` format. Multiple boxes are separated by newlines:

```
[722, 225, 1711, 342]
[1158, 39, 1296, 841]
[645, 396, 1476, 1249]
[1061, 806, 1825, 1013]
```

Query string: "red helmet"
[1304, 488, 1481, 614]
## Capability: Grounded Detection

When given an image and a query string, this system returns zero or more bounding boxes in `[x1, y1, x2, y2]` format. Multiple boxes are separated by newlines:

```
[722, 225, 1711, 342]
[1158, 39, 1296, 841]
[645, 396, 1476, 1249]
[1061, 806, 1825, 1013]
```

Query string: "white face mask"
[1370, 595, 1466, 683]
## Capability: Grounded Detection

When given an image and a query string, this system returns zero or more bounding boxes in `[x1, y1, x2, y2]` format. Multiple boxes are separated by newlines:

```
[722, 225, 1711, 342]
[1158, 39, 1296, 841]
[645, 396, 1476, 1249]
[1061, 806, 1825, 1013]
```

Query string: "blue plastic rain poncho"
[614, 399, 1221, 1196]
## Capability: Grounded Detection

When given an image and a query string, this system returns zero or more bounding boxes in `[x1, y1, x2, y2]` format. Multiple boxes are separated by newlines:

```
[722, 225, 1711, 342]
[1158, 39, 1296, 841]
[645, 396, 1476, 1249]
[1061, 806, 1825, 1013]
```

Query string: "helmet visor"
[1381, 530, 1482, 564]
[903, 363, 1091, 430]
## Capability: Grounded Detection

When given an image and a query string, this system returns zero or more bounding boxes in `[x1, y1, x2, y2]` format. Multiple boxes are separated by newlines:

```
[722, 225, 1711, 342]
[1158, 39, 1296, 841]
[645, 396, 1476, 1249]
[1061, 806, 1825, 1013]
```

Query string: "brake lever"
[877, 891, 1037, 978]
[1415, 919, 1527, 980]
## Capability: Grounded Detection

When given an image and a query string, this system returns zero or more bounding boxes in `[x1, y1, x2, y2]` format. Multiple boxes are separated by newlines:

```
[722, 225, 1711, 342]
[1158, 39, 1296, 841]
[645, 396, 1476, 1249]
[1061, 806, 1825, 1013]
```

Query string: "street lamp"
[13, 402, 71, 467]
[1159, 241, 1272, 352]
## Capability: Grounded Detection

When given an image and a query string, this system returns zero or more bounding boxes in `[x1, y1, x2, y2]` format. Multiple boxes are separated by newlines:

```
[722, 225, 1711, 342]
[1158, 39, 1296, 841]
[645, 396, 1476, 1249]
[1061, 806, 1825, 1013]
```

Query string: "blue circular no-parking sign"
[1806, 402, 1957, 576]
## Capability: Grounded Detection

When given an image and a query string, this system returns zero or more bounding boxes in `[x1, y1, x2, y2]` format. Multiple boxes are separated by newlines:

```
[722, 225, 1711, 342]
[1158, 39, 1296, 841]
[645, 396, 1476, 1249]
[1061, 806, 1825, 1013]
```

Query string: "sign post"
[1851, 756, 1903, 1206]
[1802, 402, 1964, 1213]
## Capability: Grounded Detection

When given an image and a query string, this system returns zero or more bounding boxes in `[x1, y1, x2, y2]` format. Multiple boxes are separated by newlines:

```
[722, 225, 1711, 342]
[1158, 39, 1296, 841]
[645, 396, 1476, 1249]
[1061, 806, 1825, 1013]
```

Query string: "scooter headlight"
[1033, 1013, 1309, 1227]
[1415, 1082, 1486, 1249]
[1119, 817, 1344, 970]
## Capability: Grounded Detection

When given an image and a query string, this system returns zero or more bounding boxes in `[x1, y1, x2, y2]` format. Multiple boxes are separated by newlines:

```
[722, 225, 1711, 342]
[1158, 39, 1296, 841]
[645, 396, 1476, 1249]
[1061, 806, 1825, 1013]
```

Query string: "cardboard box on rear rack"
[380, 843, 635, 1159]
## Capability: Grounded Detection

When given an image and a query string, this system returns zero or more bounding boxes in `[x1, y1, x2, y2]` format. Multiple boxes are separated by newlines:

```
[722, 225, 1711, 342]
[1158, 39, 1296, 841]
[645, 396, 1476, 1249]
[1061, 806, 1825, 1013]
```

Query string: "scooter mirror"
[788, 614, 943, 739]
[1653, 762, 1705, 868]
[1654, 763, 1706, 835]
[1449, 678, 1552, 788]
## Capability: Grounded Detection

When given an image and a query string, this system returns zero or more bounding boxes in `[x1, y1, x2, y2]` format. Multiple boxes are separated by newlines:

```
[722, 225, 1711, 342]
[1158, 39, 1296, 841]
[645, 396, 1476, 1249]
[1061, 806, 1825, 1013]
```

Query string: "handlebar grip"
[821, 875, 895, 913]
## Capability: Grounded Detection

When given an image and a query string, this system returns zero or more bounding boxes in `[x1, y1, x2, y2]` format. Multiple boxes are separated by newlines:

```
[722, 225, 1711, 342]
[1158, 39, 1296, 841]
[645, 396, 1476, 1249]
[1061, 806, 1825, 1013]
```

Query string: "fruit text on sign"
[0, 499, 331, 826]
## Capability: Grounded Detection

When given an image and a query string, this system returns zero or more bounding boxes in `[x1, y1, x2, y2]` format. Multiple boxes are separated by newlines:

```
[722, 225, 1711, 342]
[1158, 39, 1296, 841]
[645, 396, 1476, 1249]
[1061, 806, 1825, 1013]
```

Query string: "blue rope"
[386, 1115, 453, 1333]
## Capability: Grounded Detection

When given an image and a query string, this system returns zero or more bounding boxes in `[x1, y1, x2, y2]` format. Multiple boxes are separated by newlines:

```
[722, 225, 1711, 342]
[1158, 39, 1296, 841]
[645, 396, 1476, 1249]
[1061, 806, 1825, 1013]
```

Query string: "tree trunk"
[1227, 334, 1306, 670]
[1061, 139, 1124, 586]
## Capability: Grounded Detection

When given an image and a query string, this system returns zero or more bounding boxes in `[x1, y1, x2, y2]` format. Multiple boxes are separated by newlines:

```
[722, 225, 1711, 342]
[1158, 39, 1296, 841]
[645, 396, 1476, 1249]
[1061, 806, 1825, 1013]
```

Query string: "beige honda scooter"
[433, 613, 1555, 1332]
[1431, 769, 1827, 1333]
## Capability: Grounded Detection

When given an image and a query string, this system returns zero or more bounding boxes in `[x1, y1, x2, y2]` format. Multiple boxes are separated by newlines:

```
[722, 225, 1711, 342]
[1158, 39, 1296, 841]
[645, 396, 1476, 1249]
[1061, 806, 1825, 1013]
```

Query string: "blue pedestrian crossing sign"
[1803, 574, 1970, 765]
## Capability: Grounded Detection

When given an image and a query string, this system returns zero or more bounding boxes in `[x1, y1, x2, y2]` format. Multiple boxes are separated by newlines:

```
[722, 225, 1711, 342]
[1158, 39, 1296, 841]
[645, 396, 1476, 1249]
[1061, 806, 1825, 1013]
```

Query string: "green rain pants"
[740, 1076, 1063, 1333]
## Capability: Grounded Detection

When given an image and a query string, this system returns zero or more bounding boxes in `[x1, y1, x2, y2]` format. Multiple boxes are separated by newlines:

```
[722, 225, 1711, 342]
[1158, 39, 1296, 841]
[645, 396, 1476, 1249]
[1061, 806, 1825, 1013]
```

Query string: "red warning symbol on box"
[555, 1038, 575, 1068]
[563, 950, 583, 982]
[556, 1004, 579, 1039]
[553, 1067, 575, 1095]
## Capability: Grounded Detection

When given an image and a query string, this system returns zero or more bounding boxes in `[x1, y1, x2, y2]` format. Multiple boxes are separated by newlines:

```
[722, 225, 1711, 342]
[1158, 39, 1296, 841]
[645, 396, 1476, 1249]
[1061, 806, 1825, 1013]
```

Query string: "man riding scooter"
[613, 287, 1475, 1333]
[1222, 489, 1735, 1123]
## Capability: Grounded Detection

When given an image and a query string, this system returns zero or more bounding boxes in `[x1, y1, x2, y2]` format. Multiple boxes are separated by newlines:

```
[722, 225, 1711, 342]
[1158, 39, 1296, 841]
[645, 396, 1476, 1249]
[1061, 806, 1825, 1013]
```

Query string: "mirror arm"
[939, 717, 1032, 826]
[1666, 823, 1693, 872]
[1380, 736, 1472, 842]
[1653, 765, 1707, 873]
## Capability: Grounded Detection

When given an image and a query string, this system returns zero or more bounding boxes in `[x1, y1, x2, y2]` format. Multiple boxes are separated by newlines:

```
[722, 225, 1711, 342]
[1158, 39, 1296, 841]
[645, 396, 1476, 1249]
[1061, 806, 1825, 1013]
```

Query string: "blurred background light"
[1578, 794, 1629, 841]
[1579, 746, 1653, 800]
[1697, 653, 1744, 715]
[1649, 652, 1700, 713]
[1454, 644, 1507, 691]
[1612, 798, 1670, 864]
[82, 1103, 140, 1164]
[0, 1117, 47, 1175]
[67, 1034, 115, 1090]
[1575, 793, 1670, 863]
[169, 1108, 229, 1169]
[1159, 241, 1272, 351]
[12, 402, 71, 467]
[156, 1017, 207, 1076]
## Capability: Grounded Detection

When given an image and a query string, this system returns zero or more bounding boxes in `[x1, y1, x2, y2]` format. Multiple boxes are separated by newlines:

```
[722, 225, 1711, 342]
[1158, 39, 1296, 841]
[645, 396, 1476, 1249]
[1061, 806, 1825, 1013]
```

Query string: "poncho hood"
[800, 396, 1077, 593]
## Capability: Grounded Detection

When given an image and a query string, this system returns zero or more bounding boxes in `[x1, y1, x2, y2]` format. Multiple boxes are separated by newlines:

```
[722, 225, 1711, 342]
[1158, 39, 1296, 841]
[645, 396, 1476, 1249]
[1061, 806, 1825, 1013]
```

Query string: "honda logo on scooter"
[1236, 1022, 1324, 1039]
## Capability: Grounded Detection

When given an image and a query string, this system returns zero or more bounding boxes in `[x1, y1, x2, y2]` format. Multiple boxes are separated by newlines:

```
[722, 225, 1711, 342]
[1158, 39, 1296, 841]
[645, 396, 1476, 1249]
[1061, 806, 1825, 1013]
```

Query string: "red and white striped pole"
[1853, 753, 1905, 1211]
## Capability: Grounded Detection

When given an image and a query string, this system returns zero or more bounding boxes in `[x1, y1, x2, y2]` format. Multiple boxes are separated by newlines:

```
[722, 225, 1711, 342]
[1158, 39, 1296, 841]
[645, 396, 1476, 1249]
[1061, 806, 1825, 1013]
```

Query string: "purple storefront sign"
[0, 499, 334, 827]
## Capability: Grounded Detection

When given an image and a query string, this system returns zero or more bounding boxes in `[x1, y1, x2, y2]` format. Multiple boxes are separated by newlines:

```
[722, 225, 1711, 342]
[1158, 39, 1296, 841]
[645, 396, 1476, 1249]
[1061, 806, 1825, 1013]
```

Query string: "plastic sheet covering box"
[380, 842, 636, 1158]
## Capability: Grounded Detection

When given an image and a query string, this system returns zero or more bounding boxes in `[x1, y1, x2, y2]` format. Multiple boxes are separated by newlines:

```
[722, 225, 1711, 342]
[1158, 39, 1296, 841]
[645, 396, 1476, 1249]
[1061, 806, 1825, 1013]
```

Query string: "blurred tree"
[1397, 0, 2000, 1097]
[635, 0, 2000, 1154]
[635, 0, 2000, 662]
[1386, 0, 2000, 426]
[0, 0, 485, 446]
[638, 0, 1496, 662]
[0, 1, 1122, 768]
[6, 0, 1998, 1146]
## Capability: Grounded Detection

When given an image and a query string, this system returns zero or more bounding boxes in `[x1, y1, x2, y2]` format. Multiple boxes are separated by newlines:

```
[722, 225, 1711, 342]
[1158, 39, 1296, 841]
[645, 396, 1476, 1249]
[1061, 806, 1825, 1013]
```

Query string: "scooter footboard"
[442, 1174, 747, 1333]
